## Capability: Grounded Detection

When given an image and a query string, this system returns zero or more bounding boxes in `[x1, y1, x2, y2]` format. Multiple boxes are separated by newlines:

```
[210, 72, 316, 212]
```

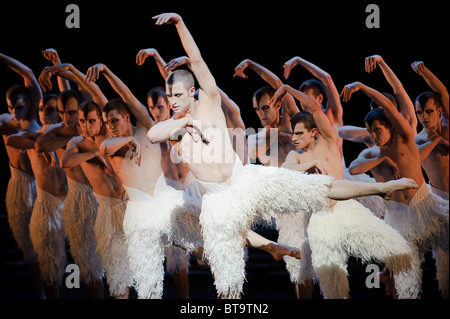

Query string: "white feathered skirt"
[198, 160, 333, 298]
[276, 211, 314, 285]
[93, 192, 132, 297]
[307, 199, 415, 299]
[29, 187, 66, 286]
[384, 182, 449, 298]
[5, 165, 37, 264]
[63, 178, 104, 286]
[123, 174, 203, 299]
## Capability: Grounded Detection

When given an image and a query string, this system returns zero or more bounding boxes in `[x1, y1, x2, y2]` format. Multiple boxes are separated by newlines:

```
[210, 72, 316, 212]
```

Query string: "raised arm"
[153, 13, 221, 107]
[45, 63, 108, 107]
[41, 48, 70, 92]
[340, 81, 414, 140]
[85, 63, 154, 129]
[284, 56, 343, 124]
[234, 59, 299, 118]
[0, 52, 42, 108]
[136, 48, 169, 80]
[272, 84, 336, 142]
[365, 55, 417, 132]
[411, 61, 449, 121]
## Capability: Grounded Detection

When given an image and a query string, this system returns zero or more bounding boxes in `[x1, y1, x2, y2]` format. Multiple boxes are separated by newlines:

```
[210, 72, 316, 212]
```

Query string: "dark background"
[0, 0, 448, 304]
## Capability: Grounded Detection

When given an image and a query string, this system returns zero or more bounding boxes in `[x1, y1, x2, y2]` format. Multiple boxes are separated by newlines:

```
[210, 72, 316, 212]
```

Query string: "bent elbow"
[147, 129, 160, 144]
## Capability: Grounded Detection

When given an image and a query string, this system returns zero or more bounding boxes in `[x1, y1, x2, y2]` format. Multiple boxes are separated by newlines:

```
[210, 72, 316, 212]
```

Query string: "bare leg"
[294, 279, 313, 299]
[85, 279, 104, 299]
[246, 230, 301, 261]
[329, 178, 418, 200]
[173, 269, 189, 299]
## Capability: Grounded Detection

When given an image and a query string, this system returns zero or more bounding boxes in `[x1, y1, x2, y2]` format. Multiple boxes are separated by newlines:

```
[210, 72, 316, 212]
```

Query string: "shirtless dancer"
[148, 12, 418, 299]
[273, 84, 415, 299]
[411, 61, 449, 200]
[7, 93, 67, 299]
[338, 54, 420, 219]
[142, 51, 304, 263]
[0, 52, 42, 297]
[85, 63, 203, 299]
[51, 63, 133, 299]
[35, 77, 104, 298]
[343, 79, 449, 299]
[233, 59, 317, 298]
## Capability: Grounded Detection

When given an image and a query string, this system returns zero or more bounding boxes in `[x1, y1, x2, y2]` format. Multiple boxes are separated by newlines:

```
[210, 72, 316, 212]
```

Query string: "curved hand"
[364, 55, 382, 73]
[85, 63, 106, 82]
[233, 59, 250, 79]
[340, 82, 361, 102]
[283, 57, 300, 80]
[152, 13, 182, 25]
[164, 56, 191, 73]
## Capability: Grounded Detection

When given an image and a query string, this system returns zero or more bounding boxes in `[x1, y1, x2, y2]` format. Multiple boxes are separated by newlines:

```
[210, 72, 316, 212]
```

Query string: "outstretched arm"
[0, 52, 42, 108]
[85, 63, 154, 130]
[411, 61, 449, 121]
[365, 55, 417, 132]
[340, 81, 414, 140]
[153, 13, 221, 108]
[284, 56, 343, 127]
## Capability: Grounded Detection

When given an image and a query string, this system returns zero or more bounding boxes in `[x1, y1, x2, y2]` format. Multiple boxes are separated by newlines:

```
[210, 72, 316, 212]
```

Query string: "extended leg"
[329, 178, 418, 200]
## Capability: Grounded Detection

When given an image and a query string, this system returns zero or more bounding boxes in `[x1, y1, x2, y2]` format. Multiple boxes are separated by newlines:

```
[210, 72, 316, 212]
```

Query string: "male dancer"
[148, 12, 418, 299]
[343, 80, 449, 299]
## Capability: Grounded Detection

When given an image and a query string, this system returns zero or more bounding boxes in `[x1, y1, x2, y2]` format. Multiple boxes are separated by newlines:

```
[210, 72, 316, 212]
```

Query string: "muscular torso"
[26, 147, 67, 198]
[369, 134, 424, 202]
[3, 135, 33, 174]
[77, 136, 124, 199]
[300, 136, 344, 179]
[416, 130, 449, 193]
[179, 104, 236, 183]
[109, 126, 163, 195]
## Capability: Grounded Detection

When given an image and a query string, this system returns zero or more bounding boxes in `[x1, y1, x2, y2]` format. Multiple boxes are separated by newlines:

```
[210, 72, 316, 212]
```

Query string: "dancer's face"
[366, 120, 391, 147]
[58, 96, 79, 129]
[79, 110, 102, 138]
[166, 81, 193, 114]
[104, 109, 130, 138]
[292, 122, 317, 150]
[148, 95, 171, 123]
[415, 98, 442, 130]
[253, 94, 279, 127]
[38, 98, 59, 125]
[7, 95, 30, 122]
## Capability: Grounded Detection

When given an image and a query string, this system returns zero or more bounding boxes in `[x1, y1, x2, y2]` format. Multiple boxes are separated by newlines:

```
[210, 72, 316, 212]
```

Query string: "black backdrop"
[1, 0, 448, 196]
